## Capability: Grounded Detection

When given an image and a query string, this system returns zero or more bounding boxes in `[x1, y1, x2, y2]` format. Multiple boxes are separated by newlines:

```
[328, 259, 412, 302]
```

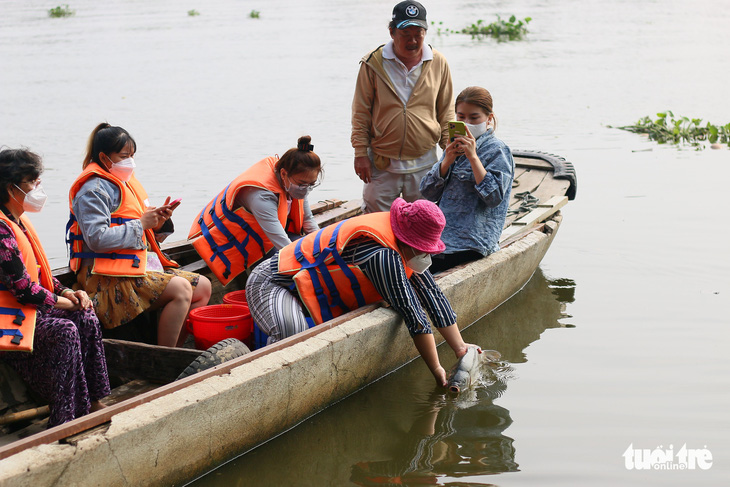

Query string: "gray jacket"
[71, 177, 145, 268]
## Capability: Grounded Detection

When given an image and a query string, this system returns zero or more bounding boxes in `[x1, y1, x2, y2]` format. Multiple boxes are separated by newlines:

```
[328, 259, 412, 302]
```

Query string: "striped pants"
[245, 258, 309, 345]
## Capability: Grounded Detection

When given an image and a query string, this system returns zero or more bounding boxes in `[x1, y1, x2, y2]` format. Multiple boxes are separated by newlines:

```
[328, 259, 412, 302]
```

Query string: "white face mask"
[109, 157, 136, 182]
[14, 183, 48, 213]
[402, 245, 433, 274]
[465, 121, 488, 139]
[407, 252, 432, 274]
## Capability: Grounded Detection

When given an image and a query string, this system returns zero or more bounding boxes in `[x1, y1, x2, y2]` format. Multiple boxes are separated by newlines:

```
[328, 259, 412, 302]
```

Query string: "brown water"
[1, 0, 728, 485]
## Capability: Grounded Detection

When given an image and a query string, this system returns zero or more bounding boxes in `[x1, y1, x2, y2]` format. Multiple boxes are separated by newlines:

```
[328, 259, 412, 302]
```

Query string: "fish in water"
[447, 347, 501, 394]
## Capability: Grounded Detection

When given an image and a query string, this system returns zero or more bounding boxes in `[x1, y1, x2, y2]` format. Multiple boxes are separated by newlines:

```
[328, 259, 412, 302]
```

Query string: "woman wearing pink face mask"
[67, 123, 211, 347]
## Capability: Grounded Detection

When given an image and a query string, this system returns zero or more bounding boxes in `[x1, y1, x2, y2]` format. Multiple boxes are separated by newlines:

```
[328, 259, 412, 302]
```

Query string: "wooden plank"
[500, 199, 566, 244]
[310, 199, 345, 214]
[510, 196, 568, 227]
[499, 222, 547, 249]
[103, 339, 202, 383]
[510, 168, 548, 199]
[513, 166, 529, 180]
[0, 406, 49, 426]
[512, 157, 553, 170]
[314, 199, 362, 226]
[538, 195, 569, 208]
[530, 178, 570, 202]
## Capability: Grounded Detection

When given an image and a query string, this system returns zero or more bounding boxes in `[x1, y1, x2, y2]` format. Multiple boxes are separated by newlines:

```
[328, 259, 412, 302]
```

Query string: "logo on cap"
[405, 5, 419, 17]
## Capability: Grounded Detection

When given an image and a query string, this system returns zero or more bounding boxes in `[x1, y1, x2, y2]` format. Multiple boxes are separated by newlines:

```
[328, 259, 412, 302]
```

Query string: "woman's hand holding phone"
[169, 197, 182, 210]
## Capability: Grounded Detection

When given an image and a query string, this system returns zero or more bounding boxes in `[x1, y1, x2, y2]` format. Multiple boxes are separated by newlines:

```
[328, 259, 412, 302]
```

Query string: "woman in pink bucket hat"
[246, 197, 480, 386]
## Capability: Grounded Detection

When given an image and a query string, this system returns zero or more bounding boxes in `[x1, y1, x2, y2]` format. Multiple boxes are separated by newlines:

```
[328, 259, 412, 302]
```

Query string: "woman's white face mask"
[465, 121, 488, 139]
[402, 244, 432, 274]
[109, 157, 136, 182]
[14, 183, 48, 213]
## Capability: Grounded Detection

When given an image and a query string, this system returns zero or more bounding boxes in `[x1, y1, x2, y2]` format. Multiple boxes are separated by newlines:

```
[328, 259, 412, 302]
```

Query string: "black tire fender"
[176, 338, 250, 380]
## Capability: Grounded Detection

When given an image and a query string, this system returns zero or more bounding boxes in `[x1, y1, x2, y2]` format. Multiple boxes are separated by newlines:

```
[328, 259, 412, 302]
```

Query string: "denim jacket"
[71, 177, 145, 268]
[420, 129, 514, 256]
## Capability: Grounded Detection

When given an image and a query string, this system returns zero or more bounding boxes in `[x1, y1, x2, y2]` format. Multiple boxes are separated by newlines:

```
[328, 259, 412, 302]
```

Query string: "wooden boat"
[0, 151, 576, 486]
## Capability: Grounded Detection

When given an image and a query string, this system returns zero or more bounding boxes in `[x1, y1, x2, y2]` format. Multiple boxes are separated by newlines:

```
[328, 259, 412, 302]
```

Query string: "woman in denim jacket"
[420, 86, 514, 273]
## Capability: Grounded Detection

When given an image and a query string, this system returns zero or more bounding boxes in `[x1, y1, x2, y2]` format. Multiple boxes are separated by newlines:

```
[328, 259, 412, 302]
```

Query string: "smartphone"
[448, 121, 466, 142]
[169, 198, 182, 209]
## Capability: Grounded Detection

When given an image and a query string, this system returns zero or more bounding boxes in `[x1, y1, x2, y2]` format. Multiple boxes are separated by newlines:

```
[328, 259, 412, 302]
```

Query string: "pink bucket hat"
[390, 197, 446, 254]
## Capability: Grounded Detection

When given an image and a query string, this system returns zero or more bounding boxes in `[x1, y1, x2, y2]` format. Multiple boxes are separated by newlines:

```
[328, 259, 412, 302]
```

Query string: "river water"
[1, 0, 728, 485]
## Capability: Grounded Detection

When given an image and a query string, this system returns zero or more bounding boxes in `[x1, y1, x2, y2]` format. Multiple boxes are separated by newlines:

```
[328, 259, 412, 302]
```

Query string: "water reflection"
[350, 370, 517, 486]
[466, 270, 575, 364]
[192, 268, 574, 486]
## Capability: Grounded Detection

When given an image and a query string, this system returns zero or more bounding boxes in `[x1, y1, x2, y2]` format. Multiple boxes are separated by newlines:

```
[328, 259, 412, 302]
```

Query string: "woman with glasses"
[0, 148, 110, 427]
[188, 136, 323, 285]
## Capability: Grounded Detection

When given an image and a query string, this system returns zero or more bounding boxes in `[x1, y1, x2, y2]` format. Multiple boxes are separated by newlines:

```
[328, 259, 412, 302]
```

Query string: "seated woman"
[188, 135, 322, 285]
[420, 86, 514, 273]
[0, 148, 110, 427]
[68, 123, 211, 347]
[246, 197, 480, 387]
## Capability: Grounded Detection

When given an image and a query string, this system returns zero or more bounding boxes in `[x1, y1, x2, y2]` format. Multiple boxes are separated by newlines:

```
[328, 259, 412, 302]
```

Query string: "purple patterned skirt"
[0, 307, 110, 427]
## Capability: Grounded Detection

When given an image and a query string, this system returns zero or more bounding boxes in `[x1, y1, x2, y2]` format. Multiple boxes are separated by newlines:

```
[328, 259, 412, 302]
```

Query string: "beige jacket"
[351, 45, 454, 165]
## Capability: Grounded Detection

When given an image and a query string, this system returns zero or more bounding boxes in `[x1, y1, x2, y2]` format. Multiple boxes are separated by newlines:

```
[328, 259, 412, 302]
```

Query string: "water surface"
[1, 0, 728, 485]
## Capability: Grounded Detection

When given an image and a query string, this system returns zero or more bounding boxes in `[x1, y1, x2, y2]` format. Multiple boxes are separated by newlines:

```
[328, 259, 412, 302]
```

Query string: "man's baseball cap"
[392, 1, 428, 30]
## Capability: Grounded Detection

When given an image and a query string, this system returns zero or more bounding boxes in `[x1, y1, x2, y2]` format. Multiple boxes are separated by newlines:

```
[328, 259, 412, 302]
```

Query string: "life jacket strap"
[66, 213, 138, 259]
[196, 205, 234, 280]
[218, 188, 266, 256]
[0, 329, 23, 345]
[294, 236, 338, 322]
[68, 252, 141, 268]
[0, 307, 26, 326]
[195, 184, 269, 281]
[293, 222, 367, 322]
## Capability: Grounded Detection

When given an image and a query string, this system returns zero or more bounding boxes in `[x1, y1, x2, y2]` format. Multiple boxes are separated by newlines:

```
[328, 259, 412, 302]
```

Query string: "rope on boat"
[507, 191, 540, 216]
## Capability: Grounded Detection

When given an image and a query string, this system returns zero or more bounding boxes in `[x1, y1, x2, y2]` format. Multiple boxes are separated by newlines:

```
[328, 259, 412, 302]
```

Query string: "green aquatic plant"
[462, 15, 531, 41]
[187, 9, 200, 17]
[611, 111, 730, 149]
[430, 21, 457, 36]
[48, 5, 75, 18]
[249, 10, 260, 19]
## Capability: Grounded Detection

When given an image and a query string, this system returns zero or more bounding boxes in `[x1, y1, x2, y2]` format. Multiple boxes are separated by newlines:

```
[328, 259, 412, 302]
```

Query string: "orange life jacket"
[66, 163, 177, 276]
[0, 212, 54, 352]
[188, 156, 304, 286]
[277, 212, 412, 324]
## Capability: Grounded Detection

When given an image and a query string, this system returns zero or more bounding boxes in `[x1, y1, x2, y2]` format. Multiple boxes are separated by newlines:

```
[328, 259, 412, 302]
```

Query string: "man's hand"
[354, 156, 372, 184]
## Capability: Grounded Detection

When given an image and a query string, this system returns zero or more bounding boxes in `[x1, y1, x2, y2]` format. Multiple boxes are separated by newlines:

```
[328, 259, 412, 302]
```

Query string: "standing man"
[352, 1, 454, 213]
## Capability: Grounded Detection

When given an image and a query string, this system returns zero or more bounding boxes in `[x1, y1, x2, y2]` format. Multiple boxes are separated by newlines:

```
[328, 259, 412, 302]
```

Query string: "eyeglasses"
[290, 178, 320, 190]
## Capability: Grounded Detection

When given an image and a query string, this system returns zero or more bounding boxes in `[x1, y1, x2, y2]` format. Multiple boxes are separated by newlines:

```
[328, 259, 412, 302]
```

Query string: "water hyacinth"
[431, 15, 532, 41]
[462, 15, 532, 41]
[612, 111, 730, 149]
[48, 5, 74, 18]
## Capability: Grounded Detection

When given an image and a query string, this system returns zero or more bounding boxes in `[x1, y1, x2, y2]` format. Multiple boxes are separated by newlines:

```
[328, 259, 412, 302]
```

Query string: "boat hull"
[0, 215, 561, 486]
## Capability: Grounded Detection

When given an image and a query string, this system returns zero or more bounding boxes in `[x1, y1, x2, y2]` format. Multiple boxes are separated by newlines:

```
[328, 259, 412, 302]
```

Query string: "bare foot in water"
[90, 400, 107, 412]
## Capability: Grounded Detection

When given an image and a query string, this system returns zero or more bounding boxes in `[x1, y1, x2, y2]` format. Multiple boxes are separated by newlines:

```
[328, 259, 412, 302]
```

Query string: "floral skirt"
[76, 266, 201, 329]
